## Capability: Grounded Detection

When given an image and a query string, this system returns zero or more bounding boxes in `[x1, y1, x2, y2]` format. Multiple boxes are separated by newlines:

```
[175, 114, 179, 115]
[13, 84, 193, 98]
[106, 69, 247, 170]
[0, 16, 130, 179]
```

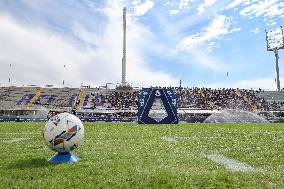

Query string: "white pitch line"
[207, 154, 255, 172]
[161, 136, 178, 143]
[0, 138, 31, 143]
[0, 132, 35, 135]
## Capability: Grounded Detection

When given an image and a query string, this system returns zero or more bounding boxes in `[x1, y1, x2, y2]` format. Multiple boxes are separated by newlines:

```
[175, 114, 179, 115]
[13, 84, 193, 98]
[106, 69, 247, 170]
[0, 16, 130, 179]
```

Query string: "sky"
[0, 0, 283, 90]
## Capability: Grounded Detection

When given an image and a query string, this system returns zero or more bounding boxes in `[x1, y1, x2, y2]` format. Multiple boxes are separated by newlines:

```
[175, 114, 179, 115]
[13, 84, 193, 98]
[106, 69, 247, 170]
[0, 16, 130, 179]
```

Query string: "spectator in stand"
[90, 87, 282, 113]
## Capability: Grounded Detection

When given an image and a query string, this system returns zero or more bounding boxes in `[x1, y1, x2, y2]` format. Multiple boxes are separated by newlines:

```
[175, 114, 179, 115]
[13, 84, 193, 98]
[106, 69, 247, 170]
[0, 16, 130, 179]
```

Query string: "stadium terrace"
[0, 86, 283, 123]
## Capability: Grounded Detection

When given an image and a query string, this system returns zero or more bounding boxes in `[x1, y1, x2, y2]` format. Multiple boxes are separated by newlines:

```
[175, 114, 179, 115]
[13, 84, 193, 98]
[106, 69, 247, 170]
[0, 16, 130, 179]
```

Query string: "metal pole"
[63, 65, 66, 86]
[275, 50, 280, 91]
[9, 64, 11, 86]
[122, 7, 127, 86]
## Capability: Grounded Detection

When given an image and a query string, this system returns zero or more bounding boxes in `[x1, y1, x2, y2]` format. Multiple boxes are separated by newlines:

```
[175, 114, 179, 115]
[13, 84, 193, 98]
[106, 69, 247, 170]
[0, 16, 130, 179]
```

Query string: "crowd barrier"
[0, 117, 48, 122]
[0, 116, 137, 122]
[1, 116, 280, 123]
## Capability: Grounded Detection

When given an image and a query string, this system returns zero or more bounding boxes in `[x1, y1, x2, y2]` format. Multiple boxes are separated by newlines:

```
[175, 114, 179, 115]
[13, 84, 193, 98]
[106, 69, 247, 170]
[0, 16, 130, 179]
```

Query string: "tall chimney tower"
[122, 7, 127, 86]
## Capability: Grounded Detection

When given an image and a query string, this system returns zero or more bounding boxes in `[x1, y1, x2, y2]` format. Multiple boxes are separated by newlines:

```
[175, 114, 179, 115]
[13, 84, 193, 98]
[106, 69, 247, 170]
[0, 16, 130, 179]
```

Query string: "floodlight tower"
[122, 7, 127, 86]
[266, 26, 284, 91]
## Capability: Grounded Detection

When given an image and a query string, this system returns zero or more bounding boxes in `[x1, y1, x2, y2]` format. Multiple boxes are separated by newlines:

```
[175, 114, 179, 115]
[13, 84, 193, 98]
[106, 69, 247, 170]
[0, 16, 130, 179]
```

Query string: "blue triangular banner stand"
[138, 88, 178, 124]
[48, 152, 80, 163]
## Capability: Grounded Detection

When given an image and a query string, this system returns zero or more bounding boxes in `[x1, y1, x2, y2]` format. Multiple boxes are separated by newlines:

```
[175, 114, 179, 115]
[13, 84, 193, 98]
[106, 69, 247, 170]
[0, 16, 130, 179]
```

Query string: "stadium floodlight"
[266, 26, 284, 91]
[266, 27, 284, 51]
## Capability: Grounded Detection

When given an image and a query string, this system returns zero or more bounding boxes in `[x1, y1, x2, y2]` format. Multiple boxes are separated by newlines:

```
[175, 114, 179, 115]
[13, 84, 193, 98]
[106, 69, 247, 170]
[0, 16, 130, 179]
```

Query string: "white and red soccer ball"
[43, 113, 84, 153]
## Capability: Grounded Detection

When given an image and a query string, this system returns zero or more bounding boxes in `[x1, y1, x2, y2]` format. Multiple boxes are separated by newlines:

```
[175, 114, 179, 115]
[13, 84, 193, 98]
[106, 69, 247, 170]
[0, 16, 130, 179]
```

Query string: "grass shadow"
[8, 158, 59, 169]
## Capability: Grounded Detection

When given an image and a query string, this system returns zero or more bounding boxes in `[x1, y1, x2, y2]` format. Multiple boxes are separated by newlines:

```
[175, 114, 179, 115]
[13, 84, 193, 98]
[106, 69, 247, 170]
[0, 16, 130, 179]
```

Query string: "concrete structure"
[122, 7, 127, 86]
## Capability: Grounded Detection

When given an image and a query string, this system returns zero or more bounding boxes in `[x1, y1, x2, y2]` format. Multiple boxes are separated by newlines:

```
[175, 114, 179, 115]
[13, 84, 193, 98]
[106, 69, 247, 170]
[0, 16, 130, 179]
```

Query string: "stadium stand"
[32, 87, 79, 109]
[257, 90, 284, 111]
[1, 86, 284, 122]
[0, 87, 38, 109]
[76, 88, 139, 110]
[176, 87, 261, 111]
[26, 87, 45, 108]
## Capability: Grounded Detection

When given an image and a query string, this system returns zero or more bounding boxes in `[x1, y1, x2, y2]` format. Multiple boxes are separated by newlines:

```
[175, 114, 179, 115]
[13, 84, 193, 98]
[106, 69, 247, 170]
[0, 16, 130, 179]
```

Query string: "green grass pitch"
[0, 122, 284, 188]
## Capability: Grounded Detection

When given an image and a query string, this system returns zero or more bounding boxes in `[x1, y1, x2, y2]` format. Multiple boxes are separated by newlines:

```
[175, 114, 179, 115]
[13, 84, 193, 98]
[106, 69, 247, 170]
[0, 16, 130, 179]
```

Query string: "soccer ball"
[43, 112, 84, 153]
